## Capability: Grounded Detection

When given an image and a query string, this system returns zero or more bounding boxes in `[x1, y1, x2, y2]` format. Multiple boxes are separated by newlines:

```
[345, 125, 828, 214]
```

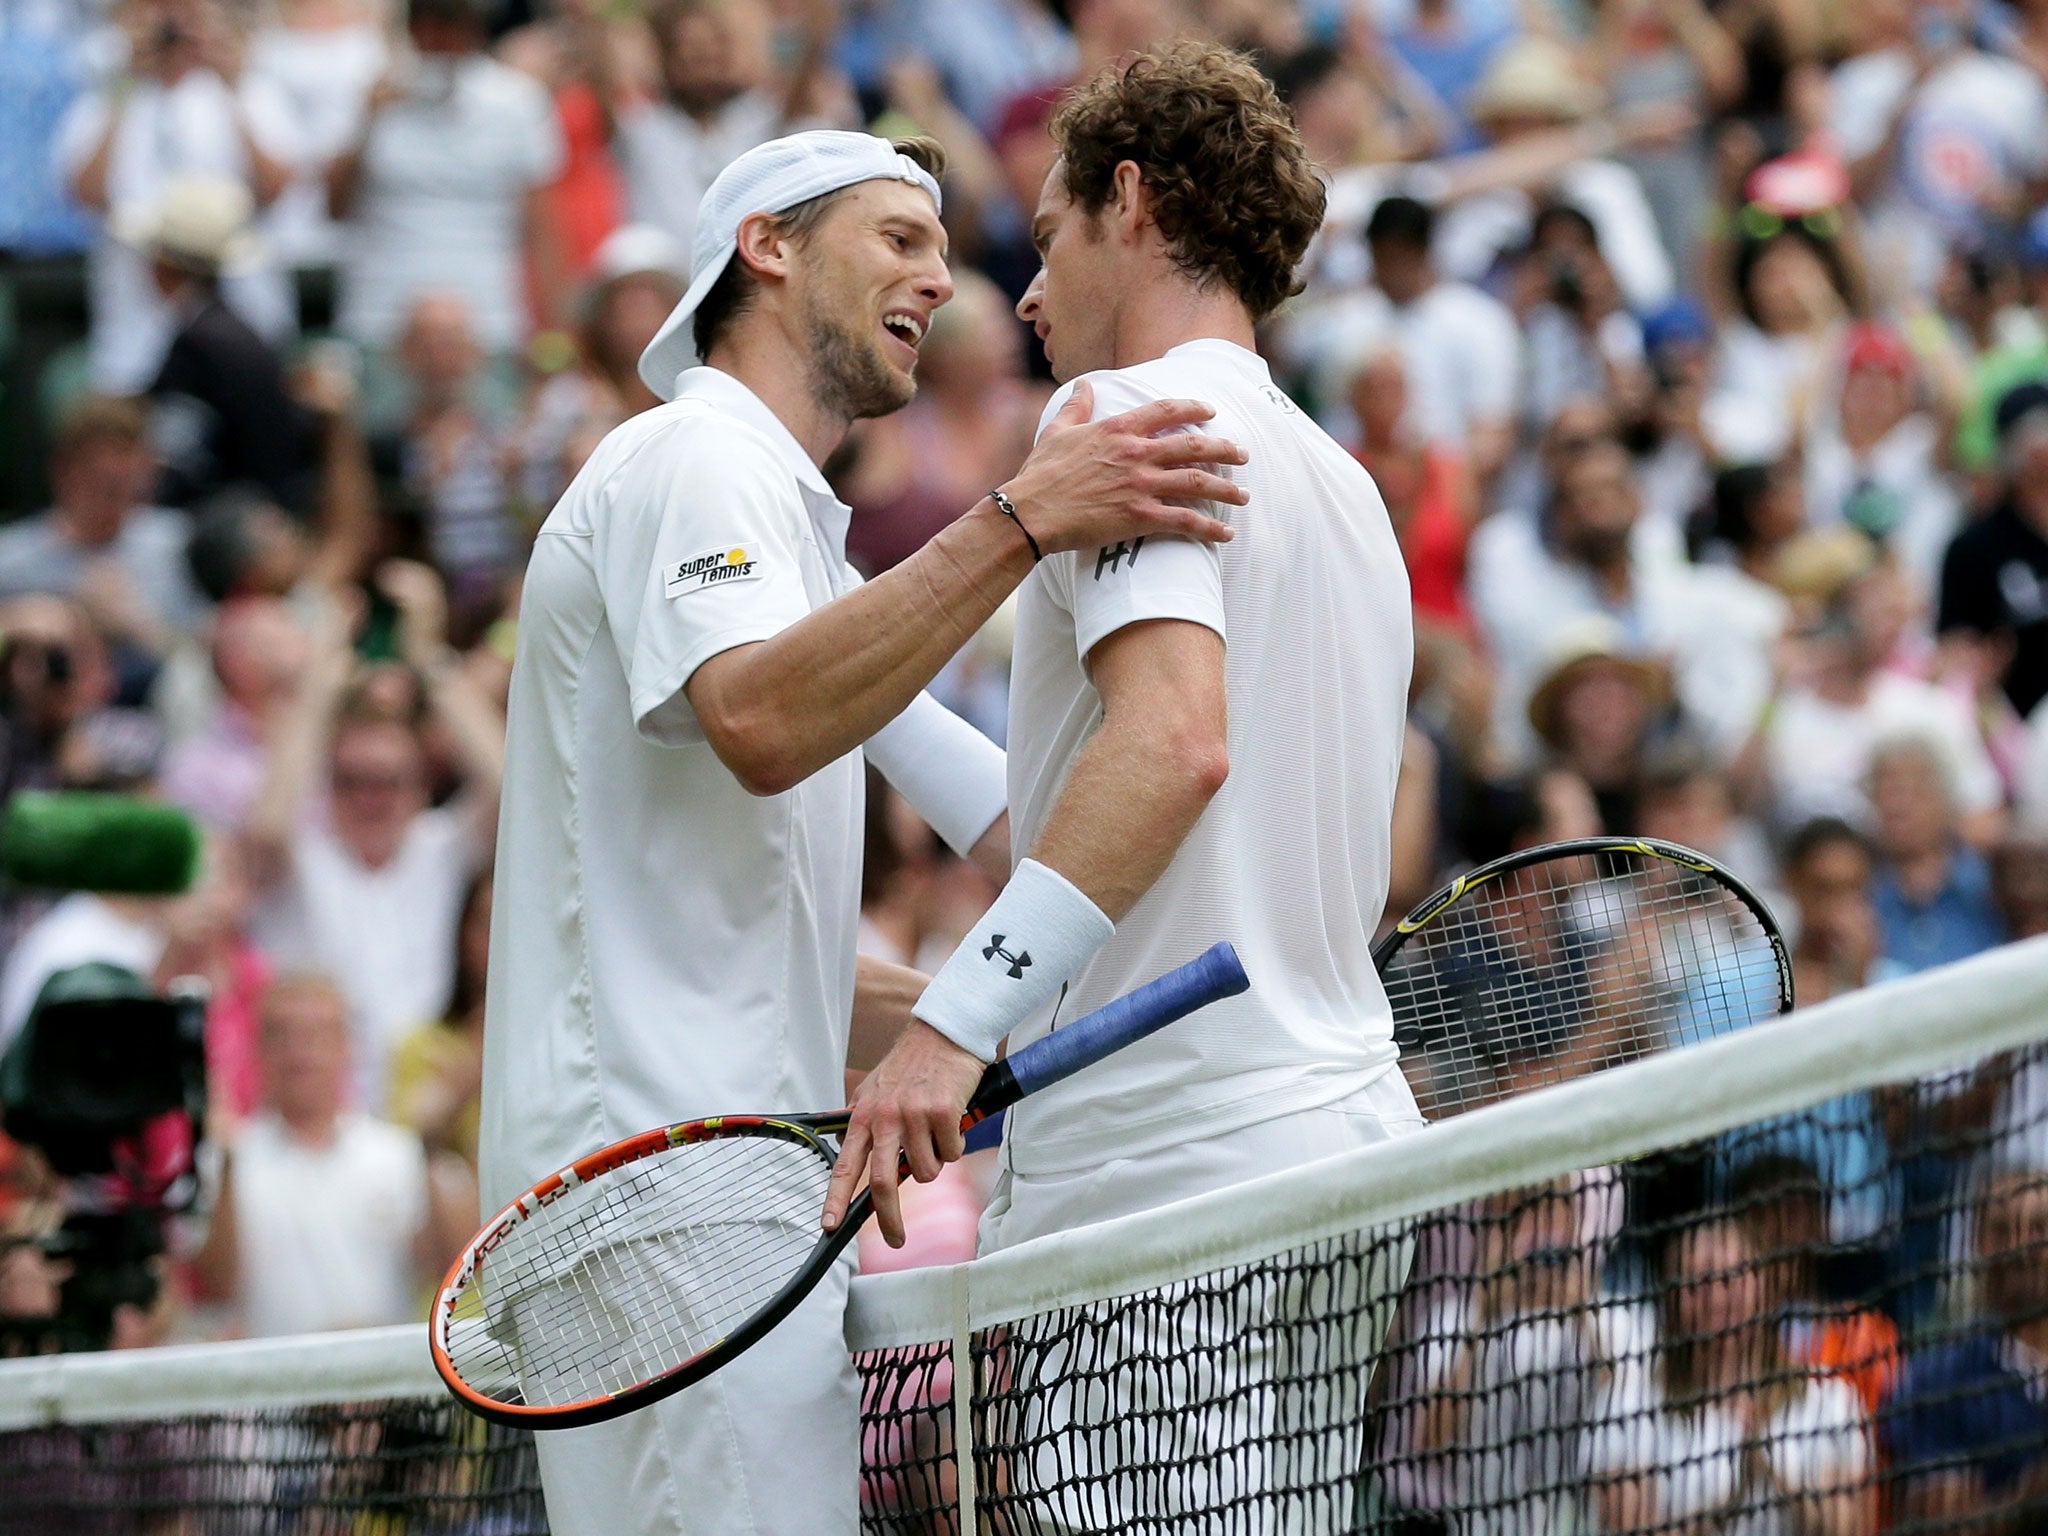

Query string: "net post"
[949, 1262, 977, 1530]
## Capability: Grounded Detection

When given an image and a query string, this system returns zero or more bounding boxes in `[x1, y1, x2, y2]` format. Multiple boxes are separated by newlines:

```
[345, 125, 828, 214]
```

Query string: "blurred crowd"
[0, 0, 2047, 1517]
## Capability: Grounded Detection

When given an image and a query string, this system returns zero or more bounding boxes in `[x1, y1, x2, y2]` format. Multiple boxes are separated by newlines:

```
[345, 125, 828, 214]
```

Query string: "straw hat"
[1770, 526, 1878, 602]
[1469, 38, 1601, 127]
[1527, 616, 1673, 744]
[114, 176, 261, 276]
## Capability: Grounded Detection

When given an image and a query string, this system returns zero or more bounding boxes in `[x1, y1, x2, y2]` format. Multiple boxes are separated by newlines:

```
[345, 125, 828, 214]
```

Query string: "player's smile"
[879, 306, 928, 367]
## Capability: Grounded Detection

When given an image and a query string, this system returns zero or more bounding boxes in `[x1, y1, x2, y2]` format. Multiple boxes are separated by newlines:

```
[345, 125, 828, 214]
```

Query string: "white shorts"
[530, 1258, 858, 1536]
[975, 1072, 1426, 1533]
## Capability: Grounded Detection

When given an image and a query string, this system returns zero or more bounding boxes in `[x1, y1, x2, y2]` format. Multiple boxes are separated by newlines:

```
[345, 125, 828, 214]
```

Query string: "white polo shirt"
[477, 368, 870, 1210]
[1002, 339, 1412, 1177]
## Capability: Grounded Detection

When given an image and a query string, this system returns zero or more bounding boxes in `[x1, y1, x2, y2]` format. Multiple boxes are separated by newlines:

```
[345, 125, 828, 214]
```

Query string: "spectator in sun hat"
[1526, 616, 1675, 835]
[130, 175, 314, 514]
[1938, 379, 2048, 718]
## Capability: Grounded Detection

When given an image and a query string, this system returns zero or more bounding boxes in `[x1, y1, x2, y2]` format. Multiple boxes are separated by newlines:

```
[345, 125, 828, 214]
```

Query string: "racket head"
[431, 1112, 863, 1430]
[1374, 837, 1793, 1122]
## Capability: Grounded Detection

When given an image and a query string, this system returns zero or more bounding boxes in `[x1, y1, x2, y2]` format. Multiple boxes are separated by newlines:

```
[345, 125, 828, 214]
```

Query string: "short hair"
[1366, 194, 1435, 251]
[1052, 41, 1326, 323]
[52, 396, 148, 464]
[692, 135, 947, 360]
[1783, 814, 1871, 871]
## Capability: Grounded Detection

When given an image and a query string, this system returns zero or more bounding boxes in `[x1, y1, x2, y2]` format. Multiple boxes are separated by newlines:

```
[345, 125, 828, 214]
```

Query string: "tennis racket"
[1374, 837, 1792, 1122]
[433, 942, 1250, 1429]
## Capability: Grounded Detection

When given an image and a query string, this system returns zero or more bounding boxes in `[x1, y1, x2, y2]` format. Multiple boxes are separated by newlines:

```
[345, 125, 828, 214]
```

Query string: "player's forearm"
[688, 502, 1031, 795]
[849, 954, 930, 1072]
[1027, 709, 1226, 922]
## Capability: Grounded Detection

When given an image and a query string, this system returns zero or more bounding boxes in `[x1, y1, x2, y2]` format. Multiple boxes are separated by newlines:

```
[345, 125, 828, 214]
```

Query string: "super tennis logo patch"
[665, 544, 764, 598]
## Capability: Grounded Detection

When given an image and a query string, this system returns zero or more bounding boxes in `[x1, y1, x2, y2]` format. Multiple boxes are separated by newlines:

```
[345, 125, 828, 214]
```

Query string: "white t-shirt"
[337, 55, 562, 351]
[1766, 671, 2002, 828]
[0, 893, 163, 1045]
[478, 368, 874, 1209]
[245, 20, 388, 268]
[1468, 514, 1785, 766]
[252, 807, 477, 1109]
[54, 68, 301, 391]
[1002, 339, 1410, 1177]
[1831, 47, 2048, 294]
[1587, 1363, 1869, 1535]
[615, 90, 788, 257]
[1802, 412, 1960, 602]
[230, 1111, 427, 1337]
[1294, 278, 1522, 447]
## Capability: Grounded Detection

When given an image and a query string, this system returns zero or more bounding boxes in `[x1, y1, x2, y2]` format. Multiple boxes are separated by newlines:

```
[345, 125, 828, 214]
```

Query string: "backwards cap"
[638, 130, 943, 400]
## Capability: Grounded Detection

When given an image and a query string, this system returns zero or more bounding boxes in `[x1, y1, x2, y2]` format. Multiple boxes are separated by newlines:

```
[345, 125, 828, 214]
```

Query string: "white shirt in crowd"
[1765, 672, 2002, 829]
[1290, 278, 1522, 448]
[1468, 514, 1784, 766]
[1803, 412, 1960, 603]
[246, 18, 388, 268]
[1001, 338, 1410, 1177]
[0, 893, 163, 1045]
[1831, 46, 2048, 296]
[253, 807, 477, 1109]
[54, 66, 301, 392]
[229, 1110, 427, 1337]
[615, 90, 790, 258]
[1587, 1363, 1869, 1536]
[337, 54, 563, 353]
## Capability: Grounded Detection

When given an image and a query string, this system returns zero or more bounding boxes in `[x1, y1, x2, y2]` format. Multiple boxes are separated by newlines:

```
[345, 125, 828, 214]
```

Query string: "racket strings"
[444, 1135, 835, 1408]
[1384, 855, 1783, 1122]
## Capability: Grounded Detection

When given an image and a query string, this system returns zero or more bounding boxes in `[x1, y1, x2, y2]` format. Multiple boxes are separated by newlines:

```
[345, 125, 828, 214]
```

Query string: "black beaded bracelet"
[988, 488, 1043, 562]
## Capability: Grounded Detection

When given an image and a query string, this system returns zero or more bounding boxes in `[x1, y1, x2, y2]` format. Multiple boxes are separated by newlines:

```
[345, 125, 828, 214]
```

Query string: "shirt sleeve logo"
[665, 544, 764, 598]
[1094, 538, 1144, 580]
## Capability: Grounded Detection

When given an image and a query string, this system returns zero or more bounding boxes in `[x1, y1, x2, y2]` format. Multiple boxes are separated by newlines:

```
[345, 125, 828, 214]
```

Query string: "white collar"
[1159, 337, 1270, 378]
[673, 366, 836, 501]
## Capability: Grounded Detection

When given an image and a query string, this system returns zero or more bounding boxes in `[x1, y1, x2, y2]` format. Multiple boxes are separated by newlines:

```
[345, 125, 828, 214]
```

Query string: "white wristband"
[912, 858, 1114, 1062]
[864, 692, 1007, 856]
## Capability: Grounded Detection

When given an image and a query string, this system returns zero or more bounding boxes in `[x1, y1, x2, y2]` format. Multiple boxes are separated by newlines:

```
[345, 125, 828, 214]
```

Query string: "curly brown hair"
[1051, 42, 1325, 322]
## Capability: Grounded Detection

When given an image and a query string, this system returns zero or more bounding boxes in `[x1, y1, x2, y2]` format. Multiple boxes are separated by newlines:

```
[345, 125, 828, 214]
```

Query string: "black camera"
[0, 964, 208, 1353]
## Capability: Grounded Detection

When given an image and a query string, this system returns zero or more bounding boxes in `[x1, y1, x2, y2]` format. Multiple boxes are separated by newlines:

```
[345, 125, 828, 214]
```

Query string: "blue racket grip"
[960, 943, 1249, 1123]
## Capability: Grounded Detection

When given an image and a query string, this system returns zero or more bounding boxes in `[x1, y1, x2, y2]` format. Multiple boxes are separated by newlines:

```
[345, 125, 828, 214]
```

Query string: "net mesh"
[1380, 846, 1788, 1121]
[5, 954, 2047, 1536]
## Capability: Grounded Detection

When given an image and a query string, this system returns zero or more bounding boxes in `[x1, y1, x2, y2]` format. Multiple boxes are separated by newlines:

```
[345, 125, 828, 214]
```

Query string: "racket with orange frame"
[432, 942, 1249, 1429]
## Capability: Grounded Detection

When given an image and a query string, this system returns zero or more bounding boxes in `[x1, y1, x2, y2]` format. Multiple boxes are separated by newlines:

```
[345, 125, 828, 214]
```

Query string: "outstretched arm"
[685, 385, 1244, 797]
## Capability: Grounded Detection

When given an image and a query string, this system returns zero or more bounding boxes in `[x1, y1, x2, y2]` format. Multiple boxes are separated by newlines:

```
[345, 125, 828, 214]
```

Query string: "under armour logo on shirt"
[1095, 538, 1144, 580]
[983, 935, 1032, 979]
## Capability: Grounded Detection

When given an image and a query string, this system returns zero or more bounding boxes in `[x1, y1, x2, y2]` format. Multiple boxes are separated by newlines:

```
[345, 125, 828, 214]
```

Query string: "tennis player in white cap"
[478, 128, 1246, 1536]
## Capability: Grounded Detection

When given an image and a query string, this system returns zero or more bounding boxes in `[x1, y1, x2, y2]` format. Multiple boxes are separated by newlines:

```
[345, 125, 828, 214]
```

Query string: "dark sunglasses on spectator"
[1737, 202, 1842, 243]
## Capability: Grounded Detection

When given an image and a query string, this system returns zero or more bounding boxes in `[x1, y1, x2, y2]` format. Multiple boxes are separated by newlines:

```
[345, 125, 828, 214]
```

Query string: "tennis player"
[477, 129, 1247, 1536]
[823, 45, 1425, 1523]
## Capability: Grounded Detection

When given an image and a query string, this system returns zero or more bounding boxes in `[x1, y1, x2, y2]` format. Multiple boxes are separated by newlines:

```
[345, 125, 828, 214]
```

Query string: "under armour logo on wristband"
[982, 936, 1032, 979]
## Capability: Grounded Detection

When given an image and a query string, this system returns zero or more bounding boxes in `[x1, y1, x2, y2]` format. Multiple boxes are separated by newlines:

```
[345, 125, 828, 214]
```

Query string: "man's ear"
[732, 210, 795, 283]
[1109, 160, 1150, 245]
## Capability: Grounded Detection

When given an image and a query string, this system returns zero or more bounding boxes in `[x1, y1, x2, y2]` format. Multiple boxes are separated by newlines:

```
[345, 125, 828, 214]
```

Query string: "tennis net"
[4, 936, 2047, 1533]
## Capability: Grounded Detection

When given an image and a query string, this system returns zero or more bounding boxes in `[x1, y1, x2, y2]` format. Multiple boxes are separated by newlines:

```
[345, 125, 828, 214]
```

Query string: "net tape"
[3, 938, 2046, 1535]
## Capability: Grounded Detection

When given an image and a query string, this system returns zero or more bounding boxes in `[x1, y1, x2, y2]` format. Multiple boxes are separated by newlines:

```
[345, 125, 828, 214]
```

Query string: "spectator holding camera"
[57, 0, 299, 394]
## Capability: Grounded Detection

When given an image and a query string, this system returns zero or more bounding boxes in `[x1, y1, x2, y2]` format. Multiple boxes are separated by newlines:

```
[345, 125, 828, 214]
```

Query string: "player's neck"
[706, 336, 851, 470]
[1107, 280, 1257, 371]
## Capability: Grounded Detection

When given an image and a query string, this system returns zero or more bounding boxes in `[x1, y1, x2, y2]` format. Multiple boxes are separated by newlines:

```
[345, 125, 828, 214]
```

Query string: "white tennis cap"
[638, 130, 943, 400]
